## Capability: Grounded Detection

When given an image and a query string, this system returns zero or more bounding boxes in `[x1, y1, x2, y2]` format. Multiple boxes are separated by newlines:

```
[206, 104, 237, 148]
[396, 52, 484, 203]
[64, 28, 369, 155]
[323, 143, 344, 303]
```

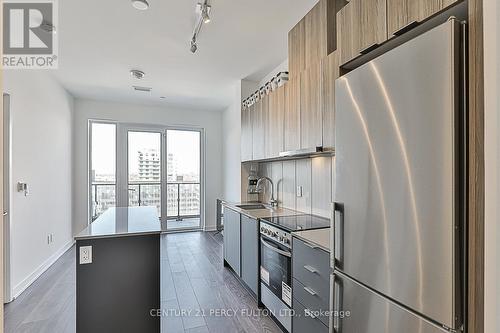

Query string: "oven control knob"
[284, 238, 290, 244]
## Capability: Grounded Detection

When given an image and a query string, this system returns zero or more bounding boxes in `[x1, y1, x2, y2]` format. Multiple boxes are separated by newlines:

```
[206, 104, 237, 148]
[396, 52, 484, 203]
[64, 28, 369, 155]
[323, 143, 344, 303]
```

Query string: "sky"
[91, 123, 200, 181]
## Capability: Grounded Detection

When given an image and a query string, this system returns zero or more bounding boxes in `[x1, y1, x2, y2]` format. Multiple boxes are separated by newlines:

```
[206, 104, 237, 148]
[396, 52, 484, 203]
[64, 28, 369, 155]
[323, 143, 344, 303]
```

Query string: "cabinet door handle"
[303, 265, 317, 273]
[360, 42, 379, 55]
[393, 20, 420, 36]
[303, 241, 318, 249]
[305, 308, 317, 319]
[304, 286, 317, 296]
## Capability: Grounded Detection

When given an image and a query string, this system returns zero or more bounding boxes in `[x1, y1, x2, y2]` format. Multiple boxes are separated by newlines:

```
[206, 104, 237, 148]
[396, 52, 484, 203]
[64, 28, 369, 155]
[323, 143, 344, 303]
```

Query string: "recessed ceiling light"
[130, 69, 145, 80]
[132, 0, 149, 10]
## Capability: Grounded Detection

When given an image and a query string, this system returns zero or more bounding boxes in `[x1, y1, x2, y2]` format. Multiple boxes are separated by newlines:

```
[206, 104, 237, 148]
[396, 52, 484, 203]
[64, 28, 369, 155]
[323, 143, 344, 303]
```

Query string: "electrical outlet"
[79, 246, 92, 264]
[47, 235, 50, 244]
[296, 186, 303, 197]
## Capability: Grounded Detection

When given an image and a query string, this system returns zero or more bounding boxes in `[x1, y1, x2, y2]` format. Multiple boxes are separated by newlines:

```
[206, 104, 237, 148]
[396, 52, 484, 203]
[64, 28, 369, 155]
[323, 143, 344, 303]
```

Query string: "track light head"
[190, 38, 198, 53]
[201, 5, 211, 24]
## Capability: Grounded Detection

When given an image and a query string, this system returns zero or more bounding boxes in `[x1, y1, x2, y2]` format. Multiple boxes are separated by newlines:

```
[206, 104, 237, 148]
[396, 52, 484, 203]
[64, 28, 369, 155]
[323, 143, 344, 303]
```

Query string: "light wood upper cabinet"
[337, 1, 359, 66]
[337, 0, 387, 65]
[266, 86, 285, 159]
[288, 19, 306, 78]
[321, 52, 339, 148]
[358, 0, 387, 51]
[252, 98, 266, 160]
[289, 0, 338, 76]
[241, 104, 253, 162]
[284, 77, 301, 152]
[300, 62, 323, 149]
[387, 0, 459, 36]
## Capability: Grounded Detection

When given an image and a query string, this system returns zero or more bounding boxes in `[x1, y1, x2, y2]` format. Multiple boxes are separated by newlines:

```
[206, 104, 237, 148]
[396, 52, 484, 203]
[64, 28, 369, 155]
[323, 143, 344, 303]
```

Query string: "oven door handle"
[260, 237, 292, 257]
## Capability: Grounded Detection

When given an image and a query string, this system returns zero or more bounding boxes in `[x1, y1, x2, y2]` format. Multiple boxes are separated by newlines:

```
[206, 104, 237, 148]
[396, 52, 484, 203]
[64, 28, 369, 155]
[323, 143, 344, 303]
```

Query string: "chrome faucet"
[256, 177, 278, 207]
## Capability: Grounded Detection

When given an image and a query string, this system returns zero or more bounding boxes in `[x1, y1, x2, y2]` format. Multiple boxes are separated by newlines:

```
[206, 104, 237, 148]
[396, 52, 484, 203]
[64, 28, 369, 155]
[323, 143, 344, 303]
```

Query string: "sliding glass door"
[166, 130, 201, 230]
[89, 122, 203, 230]
[90, 122, 117, 221]
[127, 130, 162, 217]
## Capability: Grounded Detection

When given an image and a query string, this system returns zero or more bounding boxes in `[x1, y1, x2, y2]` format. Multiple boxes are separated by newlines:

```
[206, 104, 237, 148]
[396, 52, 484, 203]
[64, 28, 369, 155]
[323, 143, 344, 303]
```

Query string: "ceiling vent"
[133, 86, 152, 92]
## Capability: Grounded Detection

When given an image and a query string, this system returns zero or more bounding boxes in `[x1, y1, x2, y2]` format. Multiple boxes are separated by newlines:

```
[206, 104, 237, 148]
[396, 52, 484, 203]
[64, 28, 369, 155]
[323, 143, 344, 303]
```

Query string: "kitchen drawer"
[293, 299, 329, 333]
[292, 237, 330, 296]
[293, 278, 329, 326]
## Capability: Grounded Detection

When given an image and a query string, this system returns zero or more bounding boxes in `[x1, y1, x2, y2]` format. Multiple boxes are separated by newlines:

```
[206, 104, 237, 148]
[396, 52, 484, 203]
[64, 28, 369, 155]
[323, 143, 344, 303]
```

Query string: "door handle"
[333, 272, 344, 333]
[303, 286, 317, 296]
[334, 202, 344, 270]
[3, 211, 7, 216]
[303, 265, 317, 273]
[260, 237, 292, 257]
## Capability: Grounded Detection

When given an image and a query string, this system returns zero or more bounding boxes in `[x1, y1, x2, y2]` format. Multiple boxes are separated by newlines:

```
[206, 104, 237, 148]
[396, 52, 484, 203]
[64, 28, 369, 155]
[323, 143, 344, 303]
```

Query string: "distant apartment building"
[92, 149, 200, 220]
[138, 149, 161, 181]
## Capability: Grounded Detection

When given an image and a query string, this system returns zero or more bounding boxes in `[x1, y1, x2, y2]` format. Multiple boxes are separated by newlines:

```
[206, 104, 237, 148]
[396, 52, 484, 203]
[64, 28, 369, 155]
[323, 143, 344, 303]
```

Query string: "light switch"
[296, 186, 303, 197]
[79, 246, 92, 264]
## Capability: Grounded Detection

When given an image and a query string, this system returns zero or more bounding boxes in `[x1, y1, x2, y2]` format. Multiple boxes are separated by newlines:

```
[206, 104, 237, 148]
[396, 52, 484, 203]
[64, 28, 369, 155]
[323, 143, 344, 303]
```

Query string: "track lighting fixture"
[189, 1, 211, 53]
[190, 37, 198, 54]
[201, 4, 211, 24]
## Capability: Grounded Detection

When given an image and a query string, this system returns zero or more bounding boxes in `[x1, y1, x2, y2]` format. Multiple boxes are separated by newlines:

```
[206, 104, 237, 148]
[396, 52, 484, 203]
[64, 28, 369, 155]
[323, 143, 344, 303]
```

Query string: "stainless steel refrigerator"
[331, 19, 465, 333]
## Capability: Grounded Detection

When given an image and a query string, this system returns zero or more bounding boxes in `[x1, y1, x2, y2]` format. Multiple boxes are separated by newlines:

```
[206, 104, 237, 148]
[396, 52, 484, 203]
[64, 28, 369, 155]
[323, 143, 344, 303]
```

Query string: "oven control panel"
[260, 222, 291, 248]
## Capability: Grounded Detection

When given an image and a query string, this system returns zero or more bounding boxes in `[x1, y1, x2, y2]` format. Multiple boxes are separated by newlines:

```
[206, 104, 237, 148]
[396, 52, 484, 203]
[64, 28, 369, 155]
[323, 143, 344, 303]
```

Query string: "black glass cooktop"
[261, 214, 330, 232]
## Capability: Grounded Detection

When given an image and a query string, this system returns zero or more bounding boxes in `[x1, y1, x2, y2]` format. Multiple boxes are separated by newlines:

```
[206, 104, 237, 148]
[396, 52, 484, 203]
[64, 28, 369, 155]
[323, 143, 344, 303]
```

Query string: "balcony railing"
[91, 182, 200, 222]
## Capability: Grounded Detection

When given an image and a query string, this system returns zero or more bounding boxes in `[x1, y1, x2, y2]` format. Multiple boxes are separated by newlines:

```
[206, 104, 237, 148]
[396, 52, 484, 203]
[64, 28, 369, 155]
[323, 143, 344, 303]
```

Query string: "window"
[90, 122, 116, 220]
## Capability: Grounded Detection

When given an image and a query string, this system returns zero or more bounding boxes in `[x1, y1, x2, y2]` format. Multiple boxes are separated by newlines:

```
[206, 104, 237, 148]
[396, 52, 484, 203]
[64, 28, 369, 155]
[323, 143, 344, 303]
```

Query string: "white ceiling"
[54, 0, 318, 111]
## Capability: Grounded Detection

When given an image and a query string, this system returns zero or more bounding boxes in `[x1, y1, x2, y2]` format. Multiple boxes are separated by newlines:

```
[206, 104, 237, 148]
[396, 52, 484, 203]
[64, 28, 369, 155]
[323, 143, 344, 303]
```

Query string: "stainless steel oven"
[259, 222, 292, 308]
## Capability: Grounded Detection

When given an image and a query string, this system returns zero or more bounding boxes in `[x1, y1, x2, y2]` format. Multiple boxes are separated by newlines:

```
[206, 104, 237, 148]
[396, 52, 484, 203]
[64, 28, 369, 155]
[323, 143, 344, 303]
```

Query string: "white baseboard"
[12, 240, 75, 299]
[204, 226, 218, 232]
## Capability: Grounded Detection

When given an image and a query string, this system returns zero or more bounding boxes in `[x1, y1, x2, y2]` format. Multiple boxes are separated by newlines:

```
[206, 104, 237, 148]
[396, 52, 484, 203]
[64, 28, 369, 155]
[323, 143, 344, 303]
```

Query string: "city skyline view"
[90, 123, 201, 222]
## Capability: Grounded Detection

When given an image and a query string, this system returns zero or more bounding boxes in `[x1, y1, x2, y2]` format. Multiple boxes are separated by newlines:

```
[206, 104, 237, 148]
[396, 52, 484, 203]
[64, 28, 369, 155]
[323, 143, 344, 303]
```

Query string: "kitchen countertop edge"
[222, 201, 303, 220]
[292, 228, 331, 253]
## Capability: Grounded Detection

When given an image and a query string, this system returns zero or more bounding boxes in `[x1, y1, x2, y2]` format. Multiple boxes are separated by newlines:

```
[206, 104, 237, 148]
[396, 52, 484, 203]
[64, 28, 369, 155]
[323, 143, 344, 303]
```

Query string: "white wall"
[3, 71, 74, 298]
[483, 0, 499, 330]
[73, 98, 223, 234]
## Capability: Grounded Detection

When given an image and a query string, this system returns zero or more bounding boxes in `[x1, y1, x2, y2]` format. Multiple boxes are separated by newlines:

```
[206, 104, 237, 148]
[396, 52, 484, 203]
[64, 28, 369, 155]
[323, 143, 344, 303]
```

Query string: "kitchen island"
[74, 206, 162, 333]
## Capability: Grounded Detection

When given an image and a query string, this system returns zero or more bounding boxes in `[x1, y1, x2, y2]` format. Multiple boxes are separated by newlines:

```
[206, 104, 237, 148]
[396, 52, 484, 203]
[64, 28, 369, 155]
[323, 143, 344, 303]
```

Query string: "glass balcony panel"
[140, 184, 161, 217]
[179, 184, 200, 216]
[167, 184, 179, 217]
[92, 184, 116, 221]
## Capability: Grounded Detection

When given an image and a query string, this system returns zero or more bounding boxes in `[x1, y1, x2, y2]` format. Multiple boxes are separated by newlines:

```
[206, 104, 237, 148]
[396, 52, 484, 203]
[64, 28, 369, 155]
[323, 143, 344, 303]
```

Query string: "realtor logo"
[2, 0, 58, 69]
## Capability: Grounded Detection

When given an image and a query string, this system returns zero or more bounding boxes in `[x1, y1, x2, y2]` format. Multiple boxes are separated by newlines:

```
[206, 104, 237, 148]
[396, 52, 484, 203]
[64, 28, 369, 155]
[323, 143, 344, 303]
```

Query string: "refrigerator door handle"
[333, 202, 344, 269]
[332, 272, 343, 333]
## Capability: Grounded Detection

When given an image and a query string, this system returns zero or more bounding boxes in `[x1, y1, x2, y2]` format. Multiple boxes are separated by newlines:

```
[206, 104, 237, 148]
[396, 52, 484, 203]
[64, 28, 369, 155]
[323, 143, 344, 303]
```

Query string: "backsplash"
[242, 156, 335, 219]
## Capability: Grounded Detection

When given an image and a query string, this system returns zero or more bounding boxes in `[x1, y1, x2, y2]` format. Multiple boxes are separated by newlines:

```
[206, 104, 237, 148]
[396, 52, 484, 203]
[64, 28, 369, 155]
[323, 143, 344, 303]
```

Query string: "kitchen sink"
[236, 204, 267, 210]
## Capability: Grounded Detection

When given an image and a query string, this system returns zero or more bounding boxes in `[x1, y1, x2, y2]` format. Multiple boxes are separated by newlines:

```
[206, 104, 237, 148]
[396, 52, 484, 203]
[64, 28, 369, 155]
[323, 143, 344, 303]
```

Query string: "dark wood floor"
[5, 232, 282, 333]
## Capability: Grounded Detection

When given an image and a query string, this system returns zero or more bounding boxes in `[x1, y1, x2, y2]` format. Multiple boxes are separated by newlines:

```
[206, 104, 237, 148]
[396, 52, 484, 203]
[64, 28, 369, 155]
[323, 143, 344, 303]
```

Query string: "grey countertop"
[222, 201, 303, 220]
[292, 228, 331, 252]
[75, 207, 162, 240]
